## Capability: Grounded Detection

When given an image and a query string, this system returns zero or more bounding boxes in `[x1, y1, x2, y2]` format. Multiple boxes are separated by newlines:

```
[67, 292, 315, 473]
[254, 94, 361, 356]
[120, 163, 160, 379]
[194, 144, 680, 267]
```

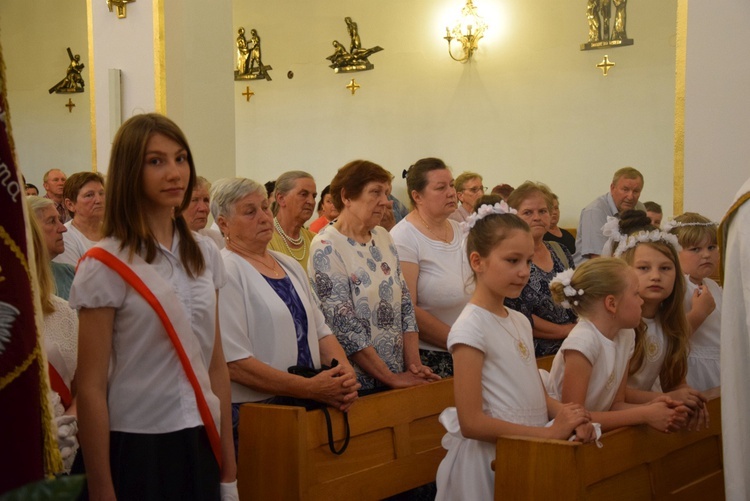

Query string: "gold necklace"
[244, 252, 281, 278]
[491, 310, 532, 362]
[416, 211, 451, 244]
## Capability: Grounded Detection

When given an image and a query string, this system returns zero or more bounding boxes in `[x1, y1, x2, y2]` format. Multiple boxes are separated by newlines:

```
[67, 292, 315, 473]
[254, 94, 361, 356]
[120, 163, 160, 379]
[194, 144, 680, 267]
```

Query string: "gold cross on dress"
[596, 55, 615, 76]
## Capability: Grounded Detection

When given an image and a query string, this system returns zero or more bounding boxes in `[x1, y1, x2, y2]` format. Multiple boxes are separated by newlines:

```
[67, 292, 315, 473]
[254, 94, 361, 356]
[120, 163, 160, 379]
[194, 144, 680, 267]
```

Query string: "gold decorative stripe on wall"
[153, 0, 167, 114]
[86, 0, 97, 172]
[673, 0, 688, 216]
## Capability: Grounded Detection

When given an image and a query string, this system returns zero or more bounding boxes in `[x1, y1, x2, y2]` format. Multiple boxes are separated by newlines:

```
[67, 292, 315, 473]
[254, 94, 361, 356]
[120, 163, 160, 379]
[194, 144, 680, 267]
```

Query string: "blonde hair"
[455, 171, 482, 192]
[670, 212, 717, 248]
[549, 258, 630, 317]
[28, 208, 56, 314]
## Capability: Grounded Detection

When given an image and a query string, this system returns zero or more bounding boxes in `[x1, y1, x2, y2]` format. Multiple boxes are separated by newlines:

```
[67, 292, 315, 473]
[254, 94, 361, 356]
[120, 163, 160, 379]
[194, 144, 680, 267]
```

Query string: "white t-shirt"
[390, 218, 472, 352]
[627, 317, 665, 392]
[683, 276, 721, 390]
[219, 250, 331, 403]
[69, 232, 226, 434]
[53, 221, 98, 266]
[546, 319, 635, 412]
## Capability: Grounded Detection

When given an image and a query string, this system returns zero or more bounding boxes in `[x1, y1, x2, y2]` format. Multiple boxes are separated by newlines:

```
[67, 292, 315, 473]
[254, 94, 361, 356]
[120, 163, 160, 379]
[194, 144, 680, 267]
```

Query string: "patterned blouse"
[504, 241, 577, 357]
[308, 225, 418, 390]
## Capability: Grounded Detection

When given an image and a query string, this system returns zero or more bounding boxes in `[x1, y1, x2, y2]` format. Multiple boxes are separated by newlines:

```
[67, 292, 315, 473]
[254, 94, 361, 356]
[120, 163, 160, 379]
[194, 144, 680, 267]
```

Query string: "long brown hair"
[104, 113, 204, 277]
[28, 208, 56, 314]
[619, 210, 689, 391]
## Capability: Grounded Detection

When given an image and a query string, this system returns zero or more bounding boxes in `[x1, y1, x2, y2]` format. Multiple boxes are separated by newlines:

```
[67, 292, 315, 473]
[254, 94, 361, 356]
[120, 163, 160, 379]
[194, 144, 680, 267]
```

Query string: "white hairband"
[550, 268, 583, 309]
[601, 216, 681, 258]
[461, 201, 517, 233]
[660, 219, 718, 233]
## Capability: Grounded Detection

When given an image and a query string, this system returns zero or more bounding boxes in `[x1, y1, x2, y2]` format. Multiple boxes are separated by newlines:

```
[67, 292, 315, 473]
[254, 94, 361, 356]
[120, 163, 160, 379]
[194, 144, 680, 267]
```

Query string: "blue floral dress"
[504, 242, 577, 357]
[308, 226, 418, 390]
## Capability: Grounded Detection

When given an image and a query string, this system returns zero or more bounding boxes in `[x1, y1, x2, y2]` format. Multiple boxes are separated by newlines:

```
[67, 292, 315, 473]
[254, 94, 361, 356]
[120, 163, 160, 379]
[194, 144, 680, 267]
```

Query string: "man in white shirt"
[573, 166, 645, 265]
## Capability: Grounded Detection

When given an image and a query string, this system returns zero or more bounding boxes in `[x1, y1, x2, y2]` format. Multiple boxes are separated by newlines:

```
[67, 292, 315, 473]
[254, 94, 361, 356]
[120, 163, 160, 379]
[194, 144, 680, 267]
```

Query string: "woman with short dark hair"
[309, 160, 440, 392]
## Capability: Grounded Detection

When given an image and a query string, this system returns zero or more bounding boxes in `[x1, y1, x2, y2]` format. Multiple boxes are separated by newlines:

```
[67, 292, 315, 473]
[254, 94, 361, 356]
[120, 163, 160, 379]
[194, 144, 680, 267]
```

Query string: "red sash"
[48, 362, 72, 409]
[83, 247, 222, 467]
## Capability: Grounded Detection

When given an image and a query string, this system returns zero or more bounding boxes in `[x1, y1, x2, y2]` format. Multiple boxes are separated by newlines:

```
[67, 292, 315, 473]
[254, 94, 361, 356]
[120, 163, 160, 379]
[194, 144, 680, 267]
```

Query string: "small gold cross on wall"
[346, 79, 360, 95]
[596, 55, 615, 76]
[242, 86, 254, 101]
[65, 98, 76, 112]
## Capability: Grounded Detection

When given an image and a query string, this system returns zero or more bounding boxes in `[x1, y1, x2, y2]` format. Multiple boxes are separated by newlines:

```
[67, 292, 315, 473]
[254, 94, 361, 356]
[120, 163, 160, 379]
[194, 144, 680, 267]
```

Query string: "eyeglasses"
[464, 186, 487, 194]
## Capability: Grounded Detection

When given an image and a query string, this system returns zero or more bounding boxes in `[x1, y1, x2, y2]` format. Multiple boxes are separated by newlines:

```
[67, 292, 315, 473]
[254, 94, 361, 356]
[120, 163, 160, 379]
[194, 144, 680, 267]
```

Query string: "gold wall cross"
[65, 98, 76, 112]
[242, 86, 254, 101]
[596, 55, 615, 76]
[346, 79, 361, 95]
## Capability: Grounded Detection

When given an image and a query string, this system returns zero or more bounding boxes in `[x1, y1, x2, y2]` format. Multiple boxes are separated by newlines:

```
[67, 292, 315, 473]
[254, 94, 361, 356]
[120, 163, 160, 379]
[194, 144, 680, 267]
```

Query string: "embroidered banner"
[0, 39, 59, 493]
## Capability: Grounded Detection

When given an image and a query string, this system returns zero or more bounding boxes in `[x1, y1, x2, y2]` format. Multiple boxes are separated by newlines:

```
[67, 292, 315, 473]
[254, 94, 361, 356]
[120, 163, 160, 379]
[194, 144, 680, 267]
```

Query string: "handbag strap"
[84, 247, 222, 468]
[321, 408, 350, 455]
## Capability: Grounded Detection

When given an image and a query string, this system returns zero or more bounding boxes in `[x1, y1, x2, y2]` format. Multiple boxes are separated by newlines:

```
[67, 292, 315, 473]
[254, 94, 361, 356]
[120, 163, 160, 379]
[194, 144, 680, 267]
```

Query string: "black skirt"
[106, 426, 219, 501]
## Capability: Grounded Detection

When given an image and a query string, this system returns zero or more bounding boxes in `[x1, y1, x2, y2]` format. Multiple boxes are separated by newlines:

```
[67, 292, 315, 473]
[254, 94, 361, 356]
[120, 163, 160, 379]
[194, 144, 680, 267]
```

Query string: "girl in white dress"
[435, 200, 596, 501]
[602, 210, 708, 429]
[546, 258, 689, 432]
[668, 212, 722, 391]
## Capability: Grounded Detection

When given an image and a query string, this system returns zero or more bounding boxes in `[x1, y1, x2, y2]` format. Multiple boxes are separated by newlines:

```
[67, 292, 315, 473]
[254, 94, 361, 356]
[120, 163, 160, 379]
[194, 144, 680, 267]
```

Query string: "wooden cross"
[242, 86, 254, 101]
[596, 55, 615, 76]
[65, 98, 76, 112]
[346, 79, 361, 95]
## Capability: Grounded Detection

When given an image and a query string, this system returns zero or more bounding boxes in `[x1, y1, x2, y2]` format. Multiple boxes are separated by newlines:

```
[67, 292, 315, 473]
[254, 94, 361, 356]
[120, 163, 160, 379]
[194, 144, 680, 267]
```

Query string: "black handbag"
[283, 359, 350, 455]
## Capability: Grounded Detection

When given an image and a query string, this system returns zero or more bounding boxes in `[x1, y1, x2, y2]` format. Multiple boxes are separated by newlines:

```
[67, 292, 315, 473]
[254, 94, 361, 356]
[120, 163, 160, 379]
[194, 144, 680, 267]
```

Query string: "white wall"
[232, 0, 678, 226]
[682, 0, 750, 221]
[3, 1, 680, 226]
[0, 0, 91, 188]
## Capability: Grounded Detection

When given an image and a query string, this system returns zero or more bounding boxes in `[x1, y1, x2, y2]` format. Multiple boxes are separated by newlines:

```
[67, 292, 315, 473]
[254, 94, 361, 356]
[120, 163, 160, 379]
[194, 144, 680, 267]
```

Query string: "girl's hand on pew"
[549, 403, 591, 440]
[643, 398, 688, 432]
[572, 422, 597, 443]
[666, 386, 707, 413]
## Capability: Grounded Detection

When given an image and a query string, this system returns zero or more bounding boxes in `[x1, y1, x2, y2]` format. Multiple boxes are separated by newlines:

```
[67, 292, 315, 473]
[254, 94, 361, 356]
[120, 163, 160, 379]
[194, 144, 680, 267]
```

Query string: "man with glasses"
[449, 172, 485, 223]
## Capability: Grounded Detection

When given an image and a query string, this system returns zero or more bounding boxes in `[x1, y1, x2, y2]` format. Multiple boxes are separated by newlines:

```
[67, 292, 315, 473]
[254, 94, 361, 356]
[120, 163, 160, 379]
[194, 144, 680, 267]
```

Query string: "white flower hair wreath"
[460, 201, 517, 234]
[550, 268, 584, 309]
[600, 216, 682, 258]
[660, 218, 718, 233]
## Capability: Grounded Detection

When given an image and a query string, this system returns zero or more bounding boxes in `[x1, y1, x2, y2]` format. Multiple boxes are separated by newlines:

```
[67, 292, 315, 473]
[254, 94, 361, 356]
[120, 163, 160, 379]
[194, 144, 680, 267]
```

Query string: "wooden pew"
[237, 378, 454, 500]
[494, 387, 723, 500]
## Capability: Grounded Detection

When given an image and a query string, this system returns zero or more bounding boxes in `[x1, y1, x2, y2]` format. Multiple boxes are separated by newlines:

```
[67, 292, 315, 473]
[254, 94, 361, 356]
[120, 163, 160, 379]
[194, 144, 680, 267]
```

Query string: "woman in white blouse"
[53, 171, 105, 266]
[211, 177, 359, 446]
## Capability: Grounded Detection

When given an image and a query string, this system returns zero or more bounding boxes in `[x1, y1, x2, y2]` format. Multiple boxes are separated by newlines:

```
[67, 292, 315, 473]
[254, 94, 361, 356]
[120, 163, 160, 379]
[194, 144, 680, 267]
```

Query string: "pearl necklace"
[274, 217, 304, 246]
[415, 211, 451, 244]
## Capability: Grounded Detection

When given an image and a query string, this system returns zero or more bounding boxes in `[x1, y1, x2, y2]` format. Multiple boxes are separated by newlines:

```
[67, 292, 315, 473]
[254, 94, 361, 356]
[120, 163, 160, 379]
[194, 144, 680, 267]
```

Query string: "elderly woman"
[53, 171, 105, 266]
[505, 181, 576, 357]
[449, 171, 484, 223]
[211, 177, 359, 448]
[269, 171, 317, 270]
[28, 196, 75, 299]
[391, 158, 471, 377]
[184, 175, 224, 249]
[544, 193, 576, 255]
[309, 160, 440, 393]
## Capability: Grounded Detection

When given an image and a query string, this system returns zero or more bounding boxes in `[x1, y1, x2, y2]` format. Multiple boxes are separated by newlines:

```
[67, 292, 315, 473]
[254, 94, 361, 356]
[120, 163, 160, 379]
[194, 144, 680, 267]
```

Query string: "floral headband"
[550, 268, 583, 309]
[660, 219, 718, 233]
[601, 216, 681, 258]
[461, 201, 517, 233]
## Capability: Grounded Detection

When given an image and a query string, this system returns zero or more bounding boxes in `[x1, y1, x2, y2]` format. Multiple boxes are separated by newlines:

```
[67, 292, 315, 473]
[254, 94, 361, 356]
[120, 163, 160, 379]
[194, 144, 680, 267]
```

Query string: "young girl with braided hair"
[603, 210, 708, 428]
[435, 199, 596, 501]
[546, 258, 689, 432]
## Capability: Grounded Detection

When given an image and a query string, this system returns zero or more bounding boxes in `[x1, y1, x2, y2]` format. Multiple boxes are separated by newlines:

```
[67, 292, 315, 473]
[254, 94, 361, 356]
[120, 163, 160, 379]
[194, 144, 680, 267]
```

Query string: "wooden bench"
[493, 387, 723, 500]
[237, 378, 454, 500]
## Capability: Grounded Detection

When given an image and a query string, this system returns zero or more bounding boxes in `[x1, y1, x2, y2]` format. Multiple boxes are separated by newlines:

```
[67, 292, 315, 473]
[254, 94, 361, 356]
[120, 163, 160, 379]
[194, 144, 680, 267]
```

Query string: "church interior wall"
[1, 1, 689, 227]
